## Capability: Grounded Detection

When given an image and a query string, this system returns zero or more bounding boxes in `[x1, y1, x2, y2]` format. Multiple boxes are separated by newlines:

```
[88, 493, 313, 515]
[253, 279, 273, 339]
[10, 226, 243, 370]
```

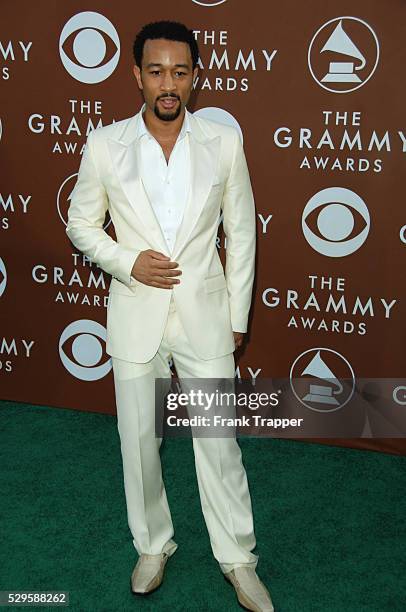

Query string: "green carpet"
[0, 399, 405, 611]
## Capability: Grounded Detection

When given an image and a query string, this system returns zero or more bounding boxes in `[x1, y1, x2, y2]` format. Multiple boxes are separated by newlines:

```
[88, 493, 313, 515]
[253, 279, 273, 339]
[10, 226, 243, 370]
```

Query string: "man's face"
[133, 38, 198, 122]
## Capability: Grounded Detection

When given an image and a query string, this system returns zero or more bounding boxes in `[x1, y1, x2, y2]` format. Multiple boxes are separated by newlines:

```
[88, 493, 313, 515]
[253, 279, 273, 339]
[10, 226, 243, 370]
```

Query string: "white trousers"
[111, 294, 258, 574]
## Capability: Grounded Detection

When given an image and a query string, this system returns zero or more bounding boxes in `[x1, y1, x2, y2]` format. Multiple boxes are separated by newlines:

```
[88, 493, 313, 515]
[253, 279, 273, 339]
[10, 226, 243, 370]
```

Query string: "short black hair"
[133, 20, 199, 69]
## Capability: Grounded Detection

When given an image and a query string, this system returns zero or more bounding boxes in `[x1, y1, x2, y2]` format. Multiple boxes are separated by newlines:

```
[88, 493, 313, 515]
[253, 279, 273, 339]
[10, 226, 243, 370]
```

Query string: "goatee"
[154, 95, 181, 122]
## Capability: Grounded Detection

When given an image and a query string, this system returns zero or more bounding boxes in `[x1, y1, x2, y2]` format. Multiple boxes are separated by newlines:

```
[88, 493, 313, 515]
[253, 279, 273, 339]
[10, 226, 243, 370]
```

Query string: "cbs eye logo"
[59, 11, 120, 84]
[0, 257, 7, 297]
[194, 107, 243, 143]
[59, 319, 112, 381]
[302, 187, 370, 257]
[192, 0, 227, 5]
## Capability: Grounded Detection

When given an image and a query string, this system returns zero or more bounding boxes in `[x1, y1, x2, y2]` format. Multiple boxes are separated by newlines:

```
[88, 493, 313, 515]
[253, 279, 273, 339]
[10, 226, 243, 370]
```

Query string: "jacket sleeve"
[66, 130, 141, 288]
[221, 130, 256, 333]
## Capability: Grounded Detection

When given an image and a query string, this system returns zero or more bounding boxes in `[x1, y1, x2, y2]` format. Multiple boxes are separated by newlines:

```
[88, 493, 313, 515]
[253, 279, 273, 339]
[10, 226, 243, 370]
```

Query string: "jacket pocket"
[204, 273, 227, 294]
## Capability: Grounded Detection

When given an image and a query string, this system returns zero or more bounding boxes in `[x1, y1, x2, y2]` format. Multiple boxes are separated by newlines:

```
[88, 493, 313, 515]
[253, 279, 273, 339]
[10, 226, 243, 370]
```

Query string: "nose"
[160, 71, 176, 93]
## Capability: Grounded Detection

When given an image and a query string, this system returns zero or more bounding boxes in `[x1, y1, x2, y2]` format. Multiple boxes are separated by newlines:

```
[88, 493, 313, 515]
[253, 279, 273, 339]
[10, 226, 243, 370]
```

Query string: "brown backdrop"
[1, 0, 405, 454]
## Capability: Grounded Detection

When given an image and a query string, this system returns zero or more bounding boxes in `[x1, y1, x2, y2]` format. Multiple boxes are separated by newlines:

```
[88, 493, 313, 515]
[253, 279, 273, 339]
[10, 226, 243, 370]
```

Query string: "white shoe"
[224, 567, 274, 611]
[131, 550, 173, 594]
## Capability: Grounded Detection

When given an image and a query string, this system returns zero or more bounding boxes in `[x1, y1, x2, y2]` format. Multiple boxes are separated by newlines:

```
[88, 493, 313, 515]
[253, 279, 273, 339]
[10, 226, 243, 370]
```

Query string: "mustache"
[157, 94, 180, 101]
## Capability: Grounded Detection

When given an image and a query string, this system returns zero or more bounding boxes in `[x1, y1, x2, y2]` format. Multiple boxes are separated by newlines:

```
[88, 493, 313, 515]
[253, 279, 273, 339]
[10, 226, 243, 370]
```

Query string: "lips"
[159, 97, 179, 110]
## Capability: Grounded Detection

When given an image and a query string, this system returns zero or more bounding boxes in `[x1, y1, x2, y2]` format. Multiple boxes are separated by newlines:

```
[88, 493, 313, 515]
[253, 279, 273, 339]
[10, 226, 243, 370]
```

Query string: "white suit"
[66, 110, 256, 362]
[66, 109, 259, 574]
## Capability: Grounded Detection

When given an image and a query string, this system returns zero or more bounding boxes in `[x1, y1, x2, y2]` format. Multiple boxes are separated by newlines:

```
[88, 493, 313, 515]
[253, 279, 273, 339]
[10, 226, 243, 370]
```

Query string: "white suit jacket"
[66, 110, 256, 363]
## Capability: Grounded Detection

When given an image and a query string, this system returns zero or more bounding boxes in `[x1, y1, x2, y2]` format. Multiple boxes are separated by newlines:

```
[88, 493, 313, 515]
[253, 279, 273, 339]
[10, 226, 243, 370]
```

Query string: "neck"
[143, 104, 185, 142]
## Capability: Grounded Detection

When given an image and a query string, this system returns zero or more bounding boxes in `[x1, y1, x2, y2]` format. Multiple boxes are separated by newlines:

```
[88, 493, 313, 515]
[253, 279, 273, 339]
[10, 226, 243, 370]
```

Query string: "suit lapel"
[171, 119, 221, 260]
[107, 121, 170, 255]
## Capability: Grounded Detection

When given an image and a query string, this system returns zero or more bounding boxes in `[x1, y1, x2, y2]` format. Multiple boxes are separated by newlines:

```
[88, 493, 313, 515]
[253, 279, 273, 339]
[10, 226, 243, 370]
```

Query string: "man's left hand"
[233, 332, 244, 350]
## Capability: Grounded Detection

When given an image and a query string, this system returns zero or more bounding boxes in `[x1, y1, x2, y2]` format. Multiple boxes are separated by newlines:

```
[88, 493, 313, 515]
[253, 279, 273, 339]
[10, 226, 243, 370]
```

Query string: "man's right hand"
[131, 249, 182, 289]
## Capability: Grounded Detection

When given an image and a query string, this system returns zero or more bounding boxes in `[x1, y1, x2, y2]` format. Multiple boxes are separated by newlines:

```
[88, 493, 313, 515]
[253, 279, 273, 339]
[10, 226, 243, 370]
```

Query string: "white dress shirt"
[137, 104, 191, 255]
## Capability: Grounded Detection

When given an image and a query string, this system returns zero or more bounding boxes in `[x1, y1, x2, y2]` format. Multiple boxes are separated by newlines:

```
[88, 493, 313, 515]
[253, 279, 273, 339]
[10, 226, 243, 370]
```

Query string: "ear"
[133, 64, 143, 90]
[192, 65, 199, 82]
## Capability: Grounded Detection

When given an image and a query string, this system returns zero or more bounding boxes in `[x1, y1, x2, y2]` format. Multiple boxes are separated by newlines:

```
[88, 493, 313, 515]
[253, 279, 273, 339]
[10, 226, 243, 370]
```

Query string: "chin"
[154, 105, 182, 122]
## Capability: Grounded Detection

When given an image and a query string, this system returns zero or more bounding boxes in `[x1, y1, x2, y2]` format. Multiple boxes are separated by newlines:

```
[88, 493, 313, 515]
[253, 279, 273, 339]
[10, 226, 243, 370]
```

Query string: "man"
[66, 20, 274, 612]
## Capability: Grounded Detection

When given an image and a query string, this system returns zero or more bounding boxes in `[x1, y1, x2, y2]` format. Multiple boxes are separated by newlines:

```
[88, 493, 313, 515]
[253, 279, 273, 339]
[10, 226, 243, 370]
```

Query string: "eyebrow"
[146, 63, 190, 69]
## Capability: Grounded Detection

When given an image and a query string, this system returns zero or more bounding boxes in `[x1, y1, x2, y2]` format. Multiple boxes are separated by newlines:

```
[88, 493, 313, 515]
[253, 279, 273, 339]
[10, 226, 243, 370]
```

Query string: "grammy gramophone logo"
[57, 173, 111, 230]
[290, 348, 355, 412]
[308, 16, 380, 93]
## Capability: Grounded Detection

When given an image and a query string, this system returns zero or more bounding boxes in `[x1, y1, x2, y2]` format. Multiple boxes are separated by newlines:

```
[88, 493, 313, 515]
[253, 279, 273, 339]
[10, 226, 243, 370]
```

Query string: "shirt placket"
[164, 136, 184, 253]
